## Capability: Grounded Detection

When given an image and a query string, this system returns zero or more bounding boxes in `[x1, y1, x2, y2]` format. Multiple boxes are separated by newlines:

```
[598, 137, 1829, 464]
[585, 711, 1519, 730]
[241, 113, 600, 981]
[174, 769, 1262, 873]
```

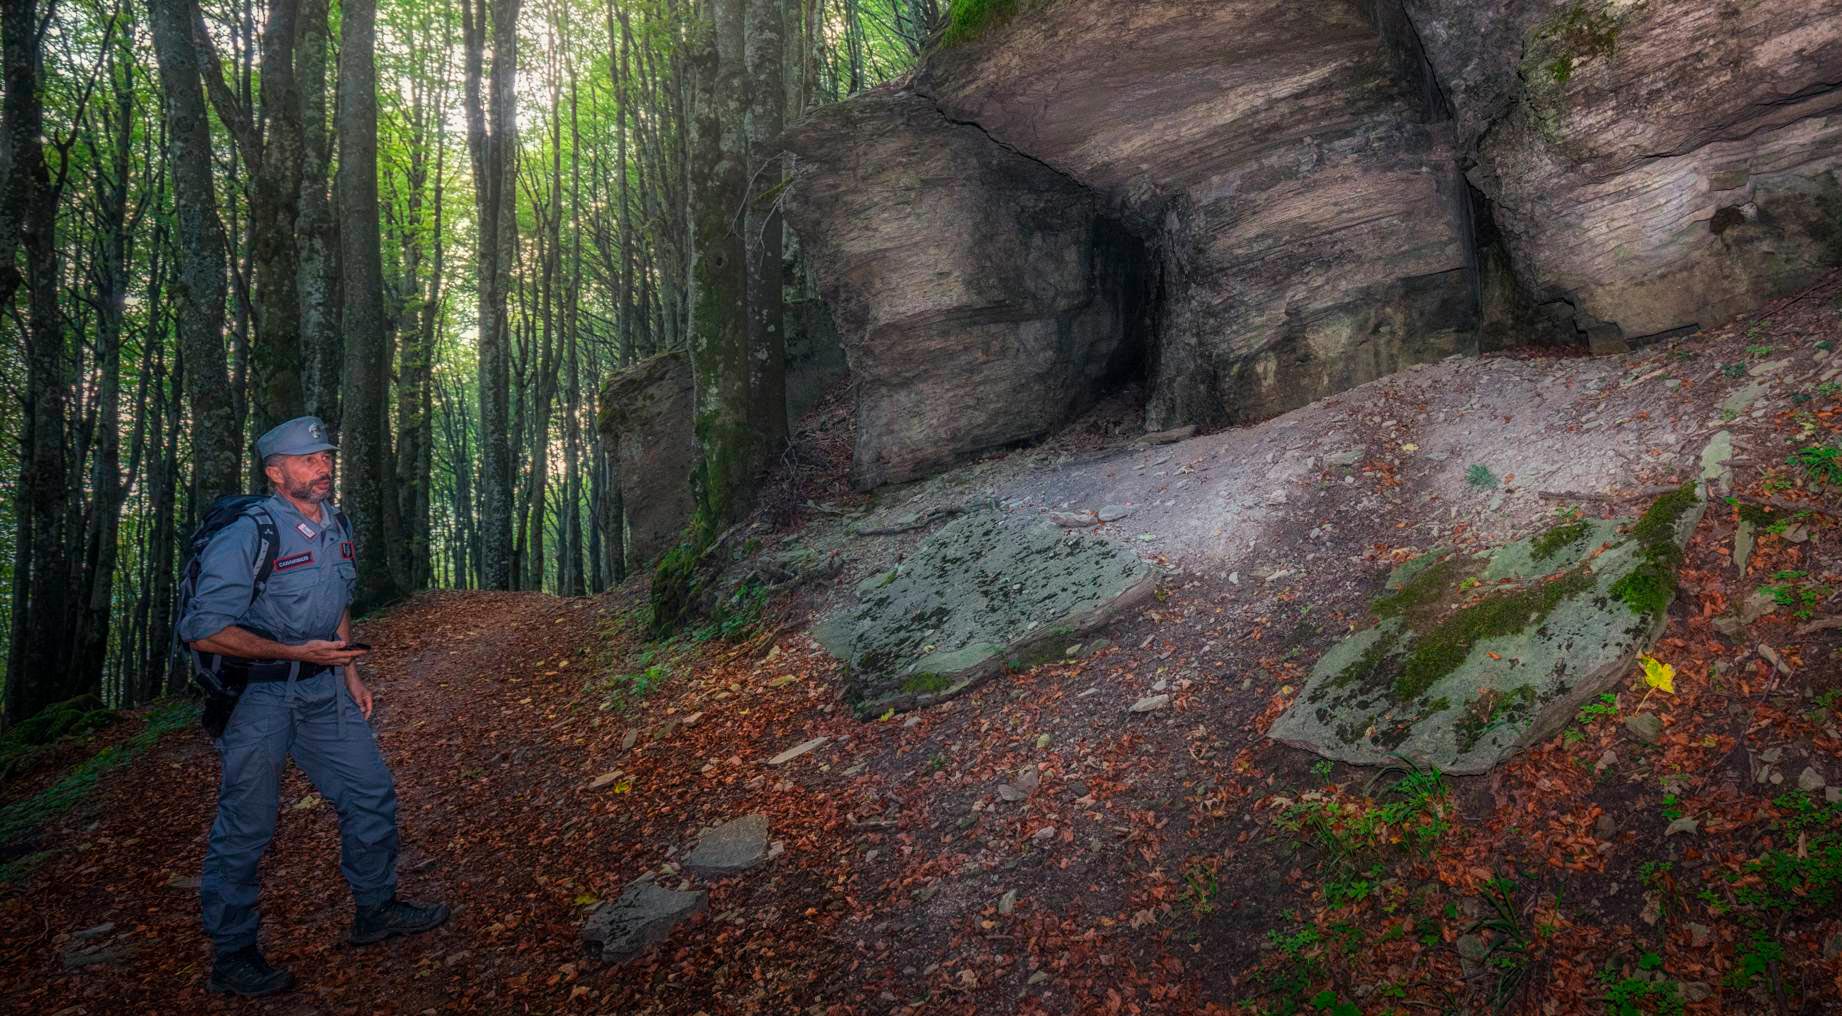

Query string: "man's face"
[267, 450, 335, 503]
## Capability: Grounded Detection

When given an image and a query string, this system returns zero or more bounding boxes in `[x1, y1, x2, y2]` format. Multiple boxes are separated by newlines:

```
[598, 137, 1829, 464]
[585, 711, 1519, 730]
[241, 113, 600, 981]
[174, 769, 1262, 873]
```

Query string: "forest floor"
[4, 277, 1842, 1015]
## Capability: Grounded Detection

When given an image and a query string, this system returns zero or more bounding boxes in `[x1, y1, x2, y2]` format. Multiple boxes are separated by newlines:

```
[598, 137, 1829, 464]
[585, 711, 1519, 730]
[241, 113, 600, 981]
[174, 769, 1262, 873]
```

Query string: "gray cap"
[256, 415, 337, 460]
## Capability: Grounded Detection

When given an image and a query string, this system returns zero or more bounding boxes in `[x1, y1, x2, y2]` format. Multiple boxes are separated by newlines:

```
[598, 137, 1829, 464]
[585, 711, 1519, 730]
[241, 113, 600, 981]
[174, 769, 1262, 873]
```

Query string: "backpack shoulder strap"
[245, 505, 281, 605]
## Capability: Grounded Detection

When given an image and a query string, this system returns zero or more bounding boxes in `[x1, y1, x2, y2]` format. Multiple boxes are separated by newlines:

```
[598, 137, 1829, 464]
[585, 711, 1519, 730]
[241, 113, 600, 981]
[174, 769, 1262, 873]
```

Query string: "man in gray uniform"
[179, 415, 448, 996]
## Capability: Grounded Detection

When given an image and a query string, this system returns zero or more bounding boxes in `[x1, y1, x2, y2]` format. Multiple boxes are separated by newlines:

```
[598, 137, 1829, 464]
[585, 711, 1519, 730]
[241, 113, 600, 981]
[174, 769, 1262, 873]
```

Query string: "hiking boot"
[349, 895, 451, 945]
[207, 944, 297, 996]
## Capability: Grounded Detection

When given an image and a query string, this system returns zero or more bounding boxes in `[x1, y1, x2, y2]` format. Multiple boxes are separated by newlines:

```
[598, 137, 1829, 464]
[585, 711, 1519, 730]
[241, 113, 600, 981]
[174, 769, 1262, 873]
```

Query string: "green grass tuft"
[0, 700, 197, 856]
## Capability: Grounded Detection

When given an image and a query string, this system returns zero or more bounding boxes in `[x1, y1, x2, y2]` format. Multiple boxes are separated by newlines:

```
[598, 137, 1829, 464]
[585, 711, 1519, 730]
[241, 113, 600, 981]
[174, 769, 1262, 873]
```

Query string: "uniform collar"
[266, 492, 338, 532]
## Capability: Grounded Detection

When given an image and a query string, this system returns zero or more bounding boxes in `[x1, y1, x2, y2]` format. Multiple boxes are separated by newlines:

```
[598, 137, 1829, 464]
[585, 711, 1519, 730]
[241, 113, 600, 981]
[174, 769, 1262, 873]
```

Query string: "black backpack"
[174, 495, 347, 736]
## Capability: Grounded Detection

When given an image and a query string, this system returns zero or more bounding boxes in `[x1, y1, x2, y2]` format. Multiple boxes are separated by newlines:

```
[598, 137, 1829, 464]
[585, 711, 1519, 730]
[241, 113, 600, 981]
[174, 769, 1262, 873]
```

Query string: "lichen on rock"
[814, 509, 1157, 717]
[1269, 479, 1709, 775]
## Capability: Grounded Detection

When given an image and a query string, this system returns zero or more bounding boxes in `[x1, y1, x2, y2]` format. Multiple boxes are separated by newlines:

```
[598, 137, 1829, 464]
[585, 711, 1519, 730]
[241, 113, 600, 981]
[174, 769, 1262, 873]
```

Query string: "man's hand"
[294, 639, 370, 667]
[191, 627, 369, 667]
[345, 666, 374, 719]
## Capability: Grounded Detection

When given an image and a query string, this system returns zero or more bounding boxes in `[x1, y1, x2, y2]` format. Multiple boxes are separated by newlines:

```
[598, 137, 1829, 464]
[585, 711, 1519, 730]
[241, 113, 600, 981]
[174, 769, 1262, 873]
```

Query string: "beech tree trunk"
[463, 0, 521, 590]
[149, 0, 239, 508]
[686, 0, 754, 533]
[335, 0, 401, 611]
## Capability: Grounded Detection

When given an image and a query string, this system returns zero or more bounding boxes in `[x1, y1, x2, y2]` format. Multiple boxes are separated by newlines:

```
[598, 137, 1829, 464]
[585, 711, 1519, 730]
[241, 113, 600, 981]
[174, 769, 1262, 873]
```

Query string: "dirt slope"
[3, 278, 1840, 1015]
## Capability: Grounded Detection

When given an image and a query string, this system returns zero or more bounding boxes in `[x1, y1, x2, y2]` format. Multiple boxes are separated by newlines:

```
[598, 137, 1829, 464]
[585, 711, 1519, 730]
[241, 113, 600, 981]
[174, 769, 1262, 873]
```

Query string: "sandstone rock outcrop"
[921, 0, 1479, 428]
[782, 0, 1842, 486]
[599, 351, 695, 572]
[782, 90, 1148, 489]
[1405, 0, 1842, 350]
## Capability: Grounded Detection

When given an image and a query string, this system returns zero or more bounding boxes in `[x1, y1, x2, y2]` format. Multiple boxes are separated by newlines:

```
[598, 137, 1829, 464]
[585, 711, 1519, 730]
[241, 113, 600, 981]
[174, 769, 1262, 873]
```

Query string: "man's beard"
[288, 475, 333, 503]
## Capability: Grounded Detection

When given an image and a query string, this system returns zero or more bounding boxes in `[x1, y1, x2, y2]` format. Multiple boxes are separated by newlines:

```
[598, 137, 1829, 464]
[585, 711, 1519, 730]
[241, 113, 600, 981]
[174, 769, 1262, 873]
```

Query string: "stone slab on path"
[816, 509, 1157, 717]
[581, 876, 708, 964]
[1268, 479, 1711, 775]
[684, 814, 770, 877]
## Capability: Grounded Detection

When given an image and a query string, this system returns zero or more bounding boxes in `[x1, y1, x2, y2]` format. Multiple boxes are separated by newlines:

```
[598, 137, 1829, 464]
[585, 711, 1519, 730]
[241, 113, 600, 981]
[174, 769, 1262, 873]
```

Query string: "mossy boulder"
[1268, 484, 1707, 775]
[815, 510, 1157, 717]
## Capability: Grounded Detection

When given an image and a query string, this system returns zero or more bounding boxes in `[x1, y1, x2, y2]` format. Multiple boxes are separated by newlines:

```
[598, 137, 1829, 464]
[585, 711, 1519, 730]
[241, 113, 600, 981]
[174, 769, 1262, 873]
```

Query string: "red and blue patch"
[274, 550, 315, 573]
[339, 541, 355, 561]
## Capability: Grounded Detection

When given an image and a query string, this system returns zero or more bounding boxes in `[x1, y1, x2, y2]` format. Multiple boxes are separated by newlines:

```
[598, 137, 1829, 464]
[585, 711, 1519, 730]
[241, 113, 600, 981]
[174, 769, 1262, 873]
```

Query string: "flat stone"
[1799, 767, 1826, 792]
[1741, 589, 1779, 623]
[684, 814, 770, 877]
[582, 876, 708, 964]
[1096, 505, 1135, 523]
[1048, 511, 1098, 528]
[766, 736, 829, 765]
[1699, 430, 1734, 485]
[1625, 713, 1664, 745]
[62, 942, 136, 970]
[1129, 694, 1170, 714]
[1733, 520, 1754, 576]
[1687, 923, 1713, 948]
[1269, 481, 1707, 775]
[815, 510, 1157, 717]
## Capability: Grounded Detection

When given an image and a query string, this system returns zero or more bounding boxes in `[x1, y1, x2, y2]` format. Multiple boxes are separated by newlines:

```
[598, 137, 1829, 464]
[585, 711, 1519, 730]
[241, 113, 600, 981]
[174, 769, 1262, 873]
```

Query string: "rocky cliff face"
[599, 351, 696, 573]
[1407, 0, 1842, 348]
[782, 0, 1842, 488]
[782, 91, 1148, 489]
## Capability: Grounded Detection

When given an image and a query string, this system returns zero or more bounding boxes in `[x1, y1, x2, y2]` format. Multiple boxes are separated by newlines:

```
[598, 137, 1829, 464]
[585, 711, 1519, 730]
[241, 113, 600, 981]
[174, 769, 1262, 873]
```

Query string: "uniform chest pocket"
[335, 559, 357, 595]
[263, 552, 321, 612]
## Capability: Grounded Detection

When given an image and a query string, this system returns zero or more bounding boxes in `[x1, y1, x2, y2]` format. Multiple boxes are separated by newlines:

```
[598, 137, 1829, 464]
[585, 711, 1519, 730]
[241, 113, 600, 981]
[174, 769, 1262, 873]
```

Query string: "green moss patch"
[1609, 482, 1698, 617]
[943, 0, 1021, 45]
[1393, 566, 1595, 701]
[1530, 519, 1591, 561]
[901, 672, 952, 695]
[1373, 555, 1468, 621]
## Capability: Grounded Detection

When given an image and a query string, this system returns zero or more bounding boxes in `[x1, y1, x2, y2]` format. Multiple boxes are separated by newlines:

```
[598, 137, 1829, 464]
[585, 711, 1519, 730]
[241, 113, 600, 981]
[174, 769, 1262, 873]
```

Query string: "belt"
[218, 658, 332, 683]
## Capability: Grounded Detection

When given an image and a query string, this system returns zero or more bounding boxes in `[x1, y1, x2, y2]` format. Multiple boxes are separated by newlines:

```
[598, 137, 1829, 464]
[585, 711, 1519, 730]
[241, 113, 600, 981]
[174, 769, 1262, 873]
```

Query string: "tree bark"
[3, 0, 74, 724]
[334, 0, 401, 611]
[746, 0, 788, 459]
[462, 0, 520, 590]
[149, 0, 239, 508]
[686, 0, 754, 534]
[297, 0, 340, 425]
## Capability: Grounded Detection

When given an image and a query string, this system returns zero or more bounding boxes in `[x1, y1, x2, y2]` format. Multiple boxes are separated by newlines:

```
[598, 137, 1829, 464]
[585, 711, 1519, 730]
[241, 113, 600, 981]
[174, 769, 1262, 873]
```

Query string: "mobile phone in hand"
[345, 642, 373, 652]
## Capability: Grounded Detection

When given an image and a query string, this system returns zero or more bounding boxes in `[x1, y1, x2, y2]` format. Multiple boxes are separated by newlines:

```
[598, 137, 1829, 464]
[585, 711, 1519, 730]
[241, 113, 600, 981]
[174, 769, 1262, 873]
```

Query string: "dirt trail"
[1, 591, 612, 1014]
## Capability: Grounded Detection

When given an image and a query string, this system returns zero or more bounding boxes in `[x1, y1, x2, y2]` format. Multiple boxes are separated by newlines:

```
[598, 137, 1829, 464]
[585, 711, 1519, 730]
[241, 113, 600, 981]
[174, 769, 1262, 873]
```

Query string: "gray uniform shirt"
[178, 494, 357, 647]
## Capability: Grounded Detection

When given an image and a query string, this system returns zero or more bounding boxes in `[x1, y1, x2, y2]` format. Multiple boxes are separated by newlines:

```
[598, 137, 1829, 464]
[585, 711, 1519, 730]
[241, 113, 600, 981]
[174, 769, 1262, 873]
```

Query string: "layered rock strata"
[783, 90, 1147, 489]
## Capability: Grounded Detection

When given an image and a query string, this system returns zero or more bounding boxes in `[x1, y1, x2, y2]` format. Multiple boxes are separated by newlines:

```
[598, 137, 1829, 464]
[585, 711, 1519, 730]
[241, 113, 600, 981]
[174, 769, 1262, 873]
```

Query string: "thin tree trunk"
[746, 0, 788, 459]
[4, 0, 75, 723]
[462, 0, 520, 590]
[151, 0, 239, 508]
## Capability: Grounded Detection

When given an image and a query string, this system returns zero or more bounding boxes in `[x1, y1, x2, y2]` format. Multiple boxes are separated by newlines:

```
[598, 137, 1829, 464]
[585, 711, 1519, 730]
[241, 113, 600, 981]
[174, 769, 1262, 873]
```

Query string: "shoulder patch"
[340, 541, 354, 561]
